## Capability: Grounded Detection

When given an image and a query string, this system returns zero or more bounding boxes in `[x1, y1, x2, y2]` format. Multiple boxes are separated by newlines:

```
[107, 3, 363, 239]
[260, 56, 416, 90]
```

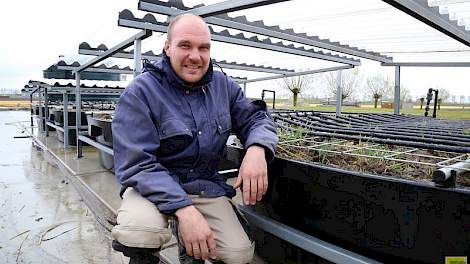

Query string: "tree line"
[278, 68, 458, 107]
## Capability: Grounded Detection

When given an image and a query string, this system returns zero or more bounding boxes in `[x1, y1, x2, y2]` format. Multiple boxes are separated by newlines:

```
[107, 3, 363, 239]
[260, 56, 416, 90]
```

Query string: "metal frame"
[382, 0, 470, 47]
[79, 44, 296, 75]
[117, 11, 361, 66]
[176, 0, 290, 17]
[238, 65, 354, 84]
[73, 29, 152, 158]
[139, 0, 393, 63]
[57, 64, 133, 75]
[382, 62, 470, 67]
[394, 66, 401, 115]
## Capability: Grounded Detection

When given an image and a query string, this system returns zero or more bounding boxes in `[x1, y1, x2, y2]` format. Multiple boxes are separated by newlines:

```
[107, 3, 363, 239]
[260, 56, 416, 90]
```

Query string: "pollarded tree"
[279, 75, 314, 107]
[365, 74, 392, 108]
[324, 68, 361, 102]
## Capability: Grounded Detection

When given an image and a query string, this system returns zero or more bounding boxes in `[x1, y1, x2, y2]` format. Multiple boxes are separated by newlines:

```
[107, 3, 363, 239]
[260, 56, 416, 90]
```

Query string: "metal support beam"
[382, 0, 470, 47]
[63, 93, 69, 147]
[23, 86, 124, 95]
[77, 135, 114, 156]
[79, 48, 294, 75]
[139, 0, 392, 63]
[243, 83, 247, 95]
[179, 0, 290, 17]
[382, 62, 470, 67]
[394, 66, 401, 115]
[336, 70, 343, 117]
[38, 90, 44, 133]
[118, 19, 360, 66]
[134, 39, 142, 77]
[239, 65, 354, 84]
[29, 87, 36, 130]
[76, 73, 82, 158]
[58, 65, 133, 75]
[238, 206, 382, 264]
[74, 29, 152, 73]
[44, 87, 49, 136]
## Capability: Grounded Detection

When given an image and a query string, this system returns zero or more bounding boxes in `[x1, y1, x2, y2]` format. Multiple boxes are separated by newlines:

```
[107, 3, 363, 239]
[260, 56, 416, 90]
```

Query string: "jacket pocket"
[158, 119, 193, 155]
[216, 114, 232, 135]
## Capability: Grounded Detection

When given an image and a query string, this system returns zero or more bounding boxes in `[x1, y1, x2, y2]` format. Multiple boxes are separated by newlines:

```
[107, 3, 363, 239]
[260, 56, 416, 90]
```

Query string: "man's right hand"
[175, 205, 217, 260]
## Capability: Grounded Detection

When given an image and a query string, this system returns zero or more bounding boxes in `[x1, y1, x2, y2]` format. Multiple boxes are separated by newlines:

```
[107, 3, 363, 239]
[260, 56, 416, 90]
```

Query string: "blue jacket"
[112, 53, 278, 214]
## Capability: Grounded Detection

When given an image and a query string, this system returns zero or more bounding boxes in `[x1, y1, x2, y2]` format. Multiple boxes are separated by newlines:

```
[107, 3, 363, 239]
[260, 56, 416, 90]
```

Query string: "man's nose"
[188, 48, 201, 61]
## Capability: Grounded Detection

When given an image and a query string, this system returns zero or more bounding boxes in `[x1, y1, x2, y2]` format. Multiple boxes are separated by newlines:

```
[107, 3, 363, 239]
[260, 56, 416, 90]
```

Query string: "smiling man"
[111, 14, 278, 264]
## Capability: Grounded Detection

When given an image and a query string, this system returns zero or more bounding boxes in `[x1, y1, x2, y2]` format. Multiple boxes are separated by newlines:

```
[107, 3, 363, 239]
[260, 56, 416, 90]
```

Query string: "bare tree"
[324, 68, 361, 102]
[365, 74, 392, 108]
[400, 85, 411, 103]
[385, 84, 411, 105]
[437, 88, 451, 103]
[279, 75, 314, 107]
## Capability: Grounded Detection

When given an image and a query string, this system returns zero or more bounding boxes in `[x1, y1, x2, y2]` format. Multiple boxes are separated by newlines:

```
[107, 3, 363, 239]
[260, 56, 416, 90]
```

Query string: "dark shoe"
[112, 240, 160, 264]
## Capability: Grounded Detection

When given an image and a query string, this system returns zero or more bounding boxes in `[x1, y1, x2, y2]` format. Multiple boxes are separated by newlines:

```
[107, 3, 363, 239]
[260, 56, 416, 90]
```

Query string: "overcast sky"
[1, 0, 470, 101]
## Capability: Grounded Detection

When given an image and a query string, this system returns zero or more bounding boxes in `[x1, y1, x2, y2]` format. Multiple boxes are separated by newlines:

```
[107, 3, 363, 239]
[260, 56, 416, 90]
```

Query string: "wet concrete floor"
[0, 110, 125, 264]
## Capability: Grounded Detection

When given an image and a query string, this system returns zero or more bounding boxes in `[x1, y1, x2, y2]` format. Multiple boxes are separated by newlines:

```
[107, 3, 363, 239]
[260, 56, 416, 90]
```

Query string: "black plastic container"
[53, 109, 88, 146]
[53, 109, 88, 127]
[88, 113, 113, 170]
[225, 146, 470, 264]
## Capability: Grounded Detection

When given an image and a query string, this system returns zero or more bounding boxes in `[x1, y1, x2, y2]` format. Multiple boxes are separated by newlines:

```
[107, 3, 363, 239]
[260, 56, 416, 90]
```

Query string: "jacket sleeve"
[227, 78, 278, 162]
[112, 85, 192, 214]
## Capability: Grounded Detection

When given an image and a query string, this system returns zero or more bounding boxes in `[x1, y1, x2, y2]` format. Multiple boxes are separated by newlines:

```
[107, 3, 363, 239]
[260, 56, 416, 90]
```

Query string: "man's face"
[164, 16, 211, 84]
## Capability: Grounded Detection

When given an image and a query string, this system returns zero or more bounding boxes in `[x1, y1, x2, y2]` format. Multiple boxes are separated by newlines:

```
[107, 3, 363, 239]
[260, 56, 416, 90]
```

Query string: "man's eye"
[179, 44, 190, 48]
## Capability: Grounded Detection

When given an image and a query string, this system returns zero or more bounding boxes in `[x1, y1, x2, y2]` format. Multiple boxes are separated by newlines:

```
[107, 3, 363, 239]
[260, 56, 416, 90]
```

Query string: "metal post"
[134, 39, 142, 77]
[30, 89, 34, 129]
[44, 87, 49, 136]
[38, 88, 44, 133]
[243, 83, 247, 95]
[63, 92, 69, 147]
[335, 70, 343, 117]
[394, 66, 401, 115]
[76, 73, 82, 158]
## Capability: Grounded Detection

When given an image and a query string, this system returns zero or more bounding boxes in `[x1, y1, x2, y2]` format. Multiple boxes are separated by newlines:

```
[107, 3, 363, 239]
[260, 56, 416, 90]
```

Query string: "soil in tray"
[276, 139, 470, 187]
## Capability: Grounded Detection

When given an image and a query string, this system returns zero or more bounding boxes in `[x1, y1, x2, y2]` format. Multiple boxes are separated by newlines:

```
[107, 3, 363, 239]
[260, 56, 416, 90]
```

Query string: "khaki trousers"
[112, 188, 254, 264]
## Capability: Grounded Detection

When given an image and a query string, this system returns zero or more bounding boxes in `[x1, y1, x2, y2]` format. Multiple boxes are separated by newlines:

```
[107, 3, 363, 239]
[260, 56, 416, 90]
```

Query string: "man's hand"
[234, 145, 268, 205]
[175, 205, 217, 260]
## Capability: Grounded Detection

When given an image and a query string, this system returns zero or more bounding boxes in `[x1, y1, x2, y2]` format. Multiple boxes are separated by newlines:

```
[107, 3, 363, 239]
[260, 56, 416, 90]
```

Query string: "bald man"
[111, 14, 278, 264]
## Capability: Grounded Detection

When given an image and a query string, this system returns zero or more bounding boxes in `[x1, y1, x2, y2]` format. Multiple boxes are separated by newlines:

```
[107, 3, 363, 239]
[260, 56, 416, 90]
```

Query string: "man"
[111, 13, 278, 264]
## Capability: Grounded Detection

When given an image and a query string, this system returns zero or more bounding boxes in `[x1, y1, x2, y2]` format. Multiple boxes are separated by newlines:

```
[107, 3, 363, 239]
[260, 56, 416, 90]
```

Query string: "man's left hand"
[233, 145, 267, 205]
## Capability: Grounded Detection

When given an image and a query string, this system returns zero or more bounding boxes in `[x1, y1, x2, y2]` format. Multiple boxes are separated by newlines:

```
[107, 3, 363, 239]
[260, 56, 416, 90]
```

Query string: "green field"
[273, 103, 470, 120]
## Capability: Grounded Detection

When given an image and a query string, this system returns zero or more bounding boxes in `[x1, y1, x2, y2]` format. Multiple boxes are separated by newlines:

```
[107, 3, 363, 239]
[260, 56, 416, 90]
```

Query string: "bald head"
[167, 13, 210, 41]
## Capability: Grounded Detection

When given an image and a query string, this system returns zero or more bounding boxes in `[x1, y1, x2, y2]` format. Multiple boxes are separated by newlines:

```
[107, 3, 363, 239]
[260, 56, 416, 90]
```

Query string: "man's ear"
[164, 40, 170, 55]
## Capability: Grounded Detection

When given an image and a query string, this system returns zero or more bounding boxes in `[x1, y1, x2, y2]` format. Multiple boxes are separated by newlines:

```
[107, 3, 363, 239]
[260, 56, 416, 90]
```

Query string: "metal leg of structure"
[30, 91, 33, 130]
[243, 83, 247, 95]
[394, 66, 401, 115]
[45, 88, 49, 137]
[134, 39, 142, 77]
[335, 70, 343, 117]
[76, 73, 82, 158]
[38, 90, 44, 133]
[63, 92, 69, 147]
